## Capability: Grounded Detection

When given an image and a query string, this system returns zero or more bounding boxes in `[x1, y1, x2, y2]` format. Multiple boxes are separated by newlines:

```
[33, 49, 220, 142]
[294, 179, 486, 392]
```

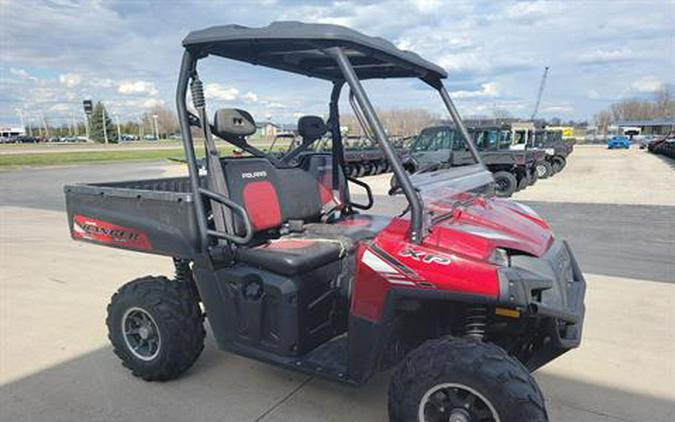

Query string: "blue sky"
[1, 0, 673, 127]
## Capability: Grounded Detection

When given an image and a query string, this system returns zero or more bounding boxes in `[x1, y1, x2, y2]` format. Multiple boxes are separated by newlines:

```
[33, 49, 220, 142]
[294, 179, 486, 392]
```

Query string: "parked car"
[608, 135, 630, 149]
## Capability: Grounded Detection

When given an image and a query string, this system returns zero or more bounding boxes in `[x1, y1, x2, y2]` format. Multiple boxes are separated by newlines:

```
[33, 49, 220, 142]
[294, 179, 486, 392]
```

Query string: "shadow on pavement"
[651, 151, 675, 170]
[1, 340, 672, 422]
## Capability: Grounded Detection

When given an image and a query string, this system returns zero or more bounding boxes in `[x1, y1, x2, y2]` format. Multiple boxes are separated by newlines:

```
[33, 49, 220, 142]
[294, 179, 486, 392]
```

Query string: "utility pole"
[139, 116, 144, 139]
[15, 108, 25, 135]
[84, 112, 90, 140]
[152, 114, 159, 140]
[40, 113, 50, 138]
[115, 113, 122, 142]
[102, 106, 109, 144]
[70, 112, 75, 136]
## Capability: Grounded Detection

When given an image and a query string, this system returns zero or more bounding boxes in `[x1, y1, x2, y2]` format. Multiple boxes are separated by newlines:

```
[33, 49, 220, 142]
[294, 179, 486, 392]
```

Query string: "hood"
[425, 198, 553, 260]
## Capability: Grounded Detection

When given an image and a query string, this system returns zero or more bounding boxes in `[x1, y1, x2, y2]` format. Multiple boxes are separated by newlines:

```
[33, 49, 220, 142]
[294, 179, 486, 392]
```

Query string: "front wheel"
[536, 161, 553, 179]
[107, 276, 205, 381]
[389, 337, 548, 422]
[493, 171, 518, 197]
[551, 156, 566, 173]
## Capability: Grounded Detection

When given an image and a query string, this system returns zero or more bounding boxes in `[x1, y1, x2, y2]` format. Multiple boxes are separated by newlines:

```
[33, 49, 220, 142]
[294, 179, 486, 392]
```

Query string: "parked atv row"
[647, 133, 675, 158]
[398, 123, 573, 197]
[294, 135, 414, 178]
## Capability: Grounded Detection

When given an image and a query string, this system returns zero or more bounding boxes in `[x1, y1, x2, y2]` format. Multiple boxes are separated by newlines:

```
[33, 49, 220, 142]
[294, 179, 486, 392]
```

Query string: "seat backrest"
[297, 115, 327, 142]
[298, 153, 350, 207]
[222, 158, 323, 233]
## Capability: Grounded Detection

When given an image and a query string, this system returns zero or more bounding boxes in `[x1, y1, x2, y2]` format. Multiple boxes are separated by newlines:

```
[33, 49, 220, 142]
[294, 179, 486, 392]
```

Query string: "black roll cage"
[176, 46, 483, 253]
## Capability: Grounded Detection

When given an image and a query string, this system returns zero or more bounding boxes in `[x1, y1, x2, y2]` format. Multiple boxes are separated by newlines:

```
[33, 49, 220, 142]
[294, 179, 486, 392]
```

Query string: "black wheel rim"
[418, 383, 499, 422]
[495, 178, 508, 193]
[122, 307, 161, 361]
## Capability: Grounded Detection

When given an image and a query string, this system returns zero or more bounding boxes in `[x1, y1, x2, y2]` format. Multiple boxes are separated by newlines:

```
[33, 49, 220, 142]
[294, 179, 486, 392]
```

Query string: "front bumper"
[497, 239, 586, 369]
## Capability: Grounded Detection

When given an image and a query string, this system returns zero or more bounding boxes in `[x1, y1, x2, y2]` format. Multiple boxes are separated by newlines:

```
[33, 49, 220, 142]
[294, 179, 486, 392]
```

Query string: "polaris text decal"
[71, 215, 152, 250]
[398, 249, 451, 265]
[241, 171, 268, 179]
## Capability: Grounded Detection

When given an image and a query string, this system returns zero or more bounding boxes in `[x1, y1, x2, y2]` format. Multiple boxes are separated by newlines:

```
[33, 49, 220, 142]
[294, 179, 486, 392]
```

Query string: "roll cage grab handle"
[177, 48, 484, 249]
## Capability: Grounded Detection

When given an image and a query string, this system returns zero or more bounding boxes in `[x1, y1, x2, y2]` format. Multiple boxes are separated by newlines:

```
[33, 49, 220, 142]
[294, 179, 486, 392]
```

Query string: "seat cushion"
[237, 238, 344, 276]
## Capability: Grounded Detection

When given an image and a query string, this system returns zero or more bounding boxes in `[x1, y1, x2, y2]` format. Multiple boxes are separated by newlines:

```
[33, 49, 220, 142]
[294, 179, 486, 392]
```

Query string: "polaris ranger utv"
[402, 125, 538, 197]
[522, 127, 573, 176]
[65, 22, 585, 422]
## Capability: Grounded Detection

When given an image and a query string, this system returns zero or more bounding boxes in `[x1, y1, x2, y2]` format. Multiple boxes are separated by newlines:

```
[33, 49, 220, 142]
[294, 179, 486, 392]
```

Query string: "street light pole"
[102, 106, 109, 144]
[115, 113, 122, 142]
[152, 114, 159, 140]
[15, 109, 25, 135]
[84, 112, 90, 141]
[139, 116, 144, 139]
[40, 113, 49, 138]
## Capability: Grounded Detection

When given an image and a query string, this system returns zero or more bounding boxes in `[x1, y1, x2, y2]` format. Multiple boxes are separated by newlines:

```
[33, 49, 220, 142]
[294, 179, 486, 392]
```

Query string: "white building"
[0, 125, 26, 137]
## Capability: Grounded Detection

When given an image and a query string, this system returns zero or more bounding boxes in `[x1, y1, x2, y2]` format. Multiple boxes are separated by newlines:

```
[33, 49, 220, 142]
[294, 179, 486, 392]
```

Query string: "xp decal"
[72, 215, 151, 250]
[399, 248, 451, 265]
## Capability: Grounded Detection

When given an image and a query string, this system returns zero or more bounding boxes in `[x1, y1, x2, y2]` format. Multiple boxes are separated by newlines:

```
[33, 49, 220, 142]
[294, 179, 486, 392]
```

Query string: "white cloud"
[504, 1, 556, 20]
[204, 83, 239, 101]
[91, 78, 115, 88]
[59, 73, 82, 88]
[541, 105, 574, 114]
[241, 92, 258, 103]
[262, 101, 287, 109]
[586, 89, 600, 99]
[49, 103, 72, 113]
[632, 76, 664, 93]
[577, 48, 634, 64]
[142, 98, 164, 109]
[10, 68, 38, 81]
[410, 0, 442, 14]
[1, 0, 673, 123]
[451, 82, 500, 99]
[118, 80, 159, 96]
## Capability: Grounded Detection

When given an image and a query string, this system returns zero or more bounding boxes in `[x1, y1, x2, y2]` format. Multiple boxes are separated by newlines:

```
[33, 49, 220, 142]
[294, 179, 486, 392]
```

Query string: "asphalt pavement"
[1, 146, 674, 422]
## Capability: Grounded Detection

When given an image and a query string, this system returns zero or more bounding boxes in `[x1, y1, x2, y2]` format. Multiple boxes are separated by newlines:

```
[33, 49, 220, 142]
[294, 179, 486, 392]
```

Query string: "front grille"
[555, 245, 574, 283]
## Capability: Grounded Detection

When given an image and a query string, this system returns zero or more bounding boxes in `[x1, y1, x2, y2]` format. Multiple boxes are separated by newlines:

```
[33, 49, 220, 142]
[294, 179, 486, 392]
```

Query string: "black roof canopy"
[183, 21, 447, 81]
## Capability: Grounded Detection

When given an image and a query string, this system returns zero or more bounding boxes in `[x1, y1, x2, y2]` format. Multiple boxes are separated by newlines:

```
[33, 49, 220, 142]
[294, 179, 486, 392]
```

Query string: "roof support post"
[325, 47, 423, 243]
[428, 78, 485, 168]
[176, 50, 209, 253]
[328, 81, 345, 193]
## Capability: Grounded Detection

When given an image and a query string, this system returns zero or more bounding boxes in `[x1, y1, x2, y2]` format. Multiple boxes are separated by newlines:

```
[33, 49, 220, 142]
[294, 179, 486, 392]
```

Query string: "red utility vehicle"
[65, 22, 585, 422]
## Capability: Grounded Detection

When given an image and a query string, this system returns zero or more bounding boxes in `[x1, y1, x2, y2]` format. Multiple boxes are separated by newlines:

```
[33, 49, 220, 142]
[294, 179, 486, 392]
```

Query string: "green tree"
[89, 101, 115, 143]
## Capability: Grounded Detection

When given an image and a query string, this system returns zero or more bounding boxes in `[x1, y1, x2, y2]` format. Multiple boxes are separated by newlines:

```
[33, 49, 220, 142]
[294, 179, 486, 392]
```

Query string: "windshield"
[410, 165, 494, 220]
[411, 127, 455, 152]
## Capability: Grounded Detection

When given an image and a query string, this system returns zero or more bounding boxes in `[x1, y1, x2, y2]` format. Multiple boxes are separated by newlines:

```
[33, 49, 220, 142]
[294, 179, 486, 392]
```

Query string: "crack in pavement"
[252, 376, 313, 422]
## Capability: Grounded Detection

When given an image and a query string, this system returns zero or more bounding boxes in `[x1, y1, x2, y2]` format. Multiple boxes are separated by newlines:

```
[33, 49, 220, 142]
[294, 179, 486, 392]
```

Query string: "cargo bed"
[64, 177, 202, 258]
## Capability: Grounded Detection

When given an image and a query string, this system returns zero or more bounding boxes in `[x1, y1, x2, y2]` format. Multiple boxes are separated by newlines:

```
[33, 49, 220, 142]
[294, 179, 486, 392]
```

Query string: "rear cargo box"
[64, 177, 201, 258]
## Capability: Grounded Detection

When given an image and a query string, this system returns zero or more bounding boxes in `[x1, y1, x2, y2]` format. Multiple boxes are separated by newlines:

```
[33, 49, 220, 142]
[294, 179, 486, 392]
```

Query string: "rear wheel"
[356, 163, 367, 177]
[551, 156, 566, 173]
[536, 161, 553, 179]
[389, 337, 548, 422]
[528, 168, 538, 186]
[493, 171, 518, 197]
[516, 173, 529, 191]
[107, 276, 205, 381]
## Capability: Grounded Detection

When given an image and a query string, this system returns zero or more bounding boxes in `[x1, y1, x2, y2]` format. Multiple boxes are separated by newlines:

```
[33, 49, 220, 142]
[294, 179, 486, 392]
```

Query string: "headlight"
[489, 248, 510, 267]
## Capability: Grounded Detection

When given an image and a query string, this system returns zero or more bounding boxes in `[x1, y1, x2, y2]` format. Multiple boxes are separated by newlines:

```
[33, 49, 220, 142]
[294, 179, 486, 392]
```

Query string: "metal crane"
[530, 66, 549, 120]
